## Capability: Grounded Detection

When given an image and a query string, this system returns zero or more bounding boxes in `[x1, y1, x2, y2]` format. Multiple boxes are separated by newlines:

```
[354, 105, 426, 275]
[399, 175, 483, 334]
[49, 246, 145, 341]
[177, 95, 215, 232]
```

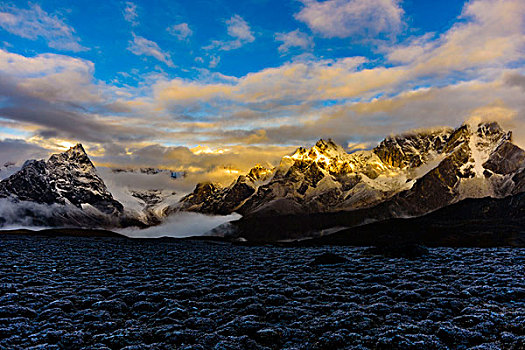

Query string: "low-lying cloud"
[118, 212, 242, 238]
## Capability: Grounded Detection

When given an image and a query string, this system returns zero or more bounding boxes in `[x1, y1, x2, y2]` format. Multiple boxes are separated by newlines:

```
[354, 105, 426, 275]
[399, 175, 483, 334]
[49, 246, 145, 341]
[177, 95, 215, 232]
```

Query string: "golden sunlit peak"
[310, 149, 332, 164]
[288, 147, 309, 160]
[288, 146, 332, 165]
[191, 145, 231, 155]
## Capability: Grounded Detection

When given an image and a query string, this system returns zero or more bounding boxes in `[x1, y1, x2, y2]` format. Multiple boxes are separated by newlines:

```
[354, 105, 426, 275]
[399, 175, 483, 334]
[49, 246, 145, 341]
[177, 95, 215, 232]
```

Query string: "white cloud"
[118, 212, 241, 238]
[128, 33, 174, 67]
[209, 55, 220, 68]
[167, 23, 193, 40]
[295, 0, 404, 39]
[386, 33, 436, 64]
[204, 15, 255, 51]
[0, 49, 105, 105]
[387, 0, 525, 75]
[275, 29, 314, 53]
[0, 3, 87, 52]
[0, 49, 93, 77]
[123, 2, 139, 26]
[226, 14, 254, 42]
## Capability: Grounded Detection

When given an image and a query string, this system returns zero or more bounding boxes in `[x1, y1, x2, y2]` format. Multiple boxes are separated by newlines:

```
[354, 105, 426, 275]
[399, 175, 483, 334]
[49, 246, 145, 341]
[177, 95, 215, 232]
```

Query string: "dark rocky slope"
[0, 144, 122, 215]
[228, 188, 525, 245]
[305, 193, 525, 247]
[176, 165, 272, 215]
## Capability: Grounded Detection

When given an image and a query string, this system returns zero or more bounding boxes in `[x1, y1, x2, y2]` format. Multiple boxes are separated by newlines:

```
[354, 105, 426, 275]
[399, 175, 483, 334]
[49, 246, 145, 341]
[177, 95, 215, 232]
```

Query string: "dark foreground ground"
[0, 235, 523, 350]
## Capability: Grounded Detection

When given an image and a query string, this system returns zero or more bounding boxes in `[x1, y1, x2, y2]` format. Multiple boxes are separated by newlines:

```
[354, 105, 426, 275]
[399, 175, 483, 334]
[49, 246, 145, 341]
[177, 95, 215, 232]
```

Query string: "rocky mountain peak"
[374, 122, 511, 171]
[69, 143, 87, 153]
[314, 138, 343, 152]
[48, 144, 94, 171]
[21, 159, 42, 169]
[311, 138, 348, 160]
[195, 182, 221, 195]
[0, 144, 123, 218]
[472, 121, 511, 147]
[374, 127, 453, 168]
[247, 165, 272, 182]
[475, 121, 503, 135]
[286, 139, 349, 170]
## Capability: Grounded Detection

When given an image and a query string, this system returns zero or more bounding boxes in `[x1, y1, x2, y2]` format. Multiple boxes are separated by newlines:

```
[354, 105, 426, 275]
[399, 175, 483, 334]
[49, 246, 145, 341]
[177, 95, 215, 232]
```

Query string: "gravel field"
[0, 235, 523, 349]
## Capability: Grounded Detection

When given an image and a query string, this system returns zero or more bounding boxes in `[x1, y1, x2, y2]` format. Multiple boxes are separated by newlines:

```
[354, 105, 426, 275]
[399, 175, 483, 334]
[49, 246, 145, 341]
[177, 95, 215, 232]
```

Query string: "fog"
[118, 212, 242, 238]
[0, 198, 60, 227]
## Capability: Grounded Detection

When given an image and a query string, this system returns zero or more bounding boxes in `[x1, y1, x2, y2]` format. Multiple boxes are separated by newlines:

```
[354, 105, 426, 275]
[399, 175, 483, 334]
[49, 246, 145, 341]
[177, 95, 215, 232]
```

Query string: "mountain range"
[180, 122, 524, 219]
[1, 121, 524, 245]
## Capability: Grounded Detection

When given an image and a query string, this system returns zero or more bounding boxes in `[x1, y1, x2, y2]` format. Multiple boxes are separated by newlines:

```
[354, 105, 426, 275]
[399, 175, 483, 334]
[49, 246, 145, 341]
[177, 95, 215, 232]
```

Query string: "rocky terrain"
[177, 165, 272, 215]
[0, 235, 523, 349]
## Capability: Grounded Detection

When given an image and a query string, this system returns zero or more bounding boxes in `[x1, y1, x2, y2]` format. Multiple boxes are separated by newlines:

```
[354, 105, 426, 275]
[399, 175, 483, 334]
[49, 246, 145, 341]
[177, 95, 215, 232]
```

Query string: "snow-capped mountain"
[0, 144, 125, 227]
[1, 121, 524, 237]
[385, 122, 524, 218]
[177, 164, 272, 215]
[179, 122, 525, 221]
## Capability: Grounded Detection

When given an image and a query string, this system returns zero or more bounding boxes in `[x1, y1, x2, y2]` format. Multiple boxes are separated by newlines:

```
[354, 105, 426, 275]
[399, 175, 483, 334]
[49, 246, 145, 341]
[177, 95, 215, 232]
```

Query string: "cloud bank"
[0, 0, 524, 183]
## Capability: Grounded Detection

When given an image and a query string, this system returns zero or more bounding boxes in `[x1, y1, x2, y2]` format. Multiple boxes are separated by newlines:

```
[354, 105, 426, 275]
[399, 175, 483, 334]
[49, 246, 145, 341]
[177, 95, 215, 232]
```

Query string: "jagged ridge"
[179, 121, 525, 225]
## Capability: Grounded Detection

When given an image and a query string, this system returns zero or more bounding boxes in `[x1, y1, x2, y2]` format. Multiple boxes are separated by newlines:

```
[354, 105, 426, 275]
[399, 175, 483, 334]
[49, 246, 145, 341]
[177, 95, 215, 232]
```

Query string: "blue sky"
[2, 0, 465, 82]
[0, 0, 525, 181]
